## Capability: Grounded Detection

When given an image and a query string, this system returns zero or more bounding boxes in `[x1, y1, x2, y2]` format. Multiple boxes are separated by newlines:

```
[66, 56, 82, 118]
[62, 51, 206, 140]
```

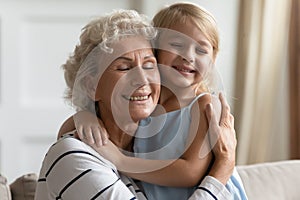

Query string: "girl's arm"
[57, 115, 75, 139]
[93, 140, 177, 174]
[95, 94, 218, 188]
[57, 111, 108, 146]
[128, 94, 213, 187]
[62, 94, 223, 188]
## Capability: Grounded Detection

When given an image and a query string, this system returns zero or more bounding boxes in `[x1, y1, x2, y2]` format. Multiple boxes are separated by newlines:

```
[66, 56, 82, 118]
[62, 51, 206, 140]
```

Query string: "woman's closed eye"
[143, 62, 156, 70]
[117, 64, 131, 71]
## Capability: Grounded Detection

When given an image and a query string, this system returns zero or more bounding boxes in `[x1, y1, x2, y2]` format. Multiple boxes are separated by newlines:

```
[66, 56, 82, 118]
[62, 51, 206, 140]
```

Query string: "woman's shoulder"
[45, 135, 117, 170]
[54, 134, 88, 151]
[36, 137, 125, 200]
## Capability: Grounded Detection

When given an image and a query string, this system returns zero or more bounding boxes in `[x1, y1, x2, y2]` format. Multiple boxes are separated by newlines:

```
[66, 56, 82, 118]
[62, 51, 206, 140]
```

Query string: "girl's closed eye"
[196, 46, 208, 55]
[169, 42, 183, 49]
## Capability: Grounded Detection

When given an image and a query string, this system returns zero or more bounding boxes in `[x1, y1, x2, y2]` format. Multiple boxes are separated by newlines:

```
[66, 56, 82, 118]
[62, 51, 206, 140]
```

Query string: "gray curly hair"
[62, 9, 157, 111]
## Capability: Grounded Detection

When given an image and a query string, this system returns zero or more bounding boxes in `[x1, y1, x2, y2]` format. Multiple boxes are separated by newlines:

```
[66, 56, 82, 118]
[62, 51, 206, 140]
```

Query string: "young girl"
[59, 3, 247, 200]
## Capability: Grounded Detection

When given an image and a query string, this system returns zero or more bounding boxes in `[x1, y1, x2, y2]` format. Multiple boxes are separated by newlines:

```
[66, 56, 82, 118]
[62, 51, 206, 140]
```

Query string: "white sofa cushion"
[0, 174, 12, 200]
[10, 173, 37, 200]
[237, 160, 300, 200]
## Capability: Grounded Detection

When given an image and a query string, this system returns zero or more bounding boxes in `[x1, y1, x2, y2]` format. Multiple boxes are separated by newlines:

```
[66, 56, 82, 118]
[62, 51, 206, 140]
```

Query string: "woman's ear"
[85, 75, 101, 101]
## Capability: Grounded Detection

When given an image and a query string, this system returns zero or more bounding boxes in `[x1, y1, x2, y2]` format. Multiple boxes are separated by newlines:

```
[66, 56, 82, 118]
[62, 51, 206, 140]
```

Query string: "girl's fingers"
[101, 127, 109, 145]
[98, 120, 109, 145]
[92, 126, 103, 147]
[84, 127, 95, 145]
[76, 125, 84, 140]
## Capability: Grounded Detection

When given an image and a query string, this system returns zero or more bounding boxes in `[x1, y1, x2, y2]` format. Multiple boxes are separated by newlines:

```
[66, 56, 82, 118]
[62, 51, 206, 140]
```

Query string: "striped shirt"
[35, 136, 231, 200]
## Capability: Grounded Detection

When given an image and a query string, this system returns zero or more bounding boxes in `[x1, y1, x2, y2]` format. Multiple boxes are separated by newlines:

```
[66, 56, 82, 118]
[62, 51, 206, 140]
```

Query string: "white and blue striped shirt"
[35, 135, 232, 200]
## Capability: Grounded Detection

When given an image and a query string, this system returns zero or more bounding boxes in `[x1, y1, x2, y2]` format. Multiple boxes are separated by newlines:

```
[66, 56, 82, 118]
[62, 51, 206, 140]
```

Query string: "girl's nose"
[182, 47, 195, 64]
[182, 56, 194, 64]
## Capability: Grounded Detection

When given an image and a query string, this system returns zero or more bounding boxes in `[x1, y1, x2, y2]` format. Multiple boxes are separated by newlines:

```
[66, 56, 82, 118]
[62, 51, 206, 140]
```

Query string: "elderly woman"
[35, 9, 236, 200]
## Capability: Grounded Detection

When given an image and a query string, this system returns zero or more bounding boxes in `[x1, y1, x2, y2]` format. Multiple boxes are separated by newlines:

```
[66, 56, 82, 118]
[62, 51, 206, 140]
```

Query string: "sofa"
[236, 159, 300, 200]
[0, 173, 37, 200]
[1, 160, 300, 200]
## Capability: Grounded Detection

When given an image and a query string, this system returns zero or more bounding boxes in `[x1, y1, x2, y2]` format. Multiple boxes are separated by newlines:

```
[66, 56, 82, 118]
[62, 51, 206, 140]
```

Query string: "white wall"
[0, 0, 240, 182]
[0, 0, 133, 182]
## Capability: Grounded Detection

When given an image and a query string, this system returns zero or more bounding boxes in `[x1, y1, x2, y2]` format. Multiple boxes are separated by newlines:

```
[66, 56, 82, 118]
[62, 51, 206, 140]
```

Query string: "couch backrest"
[237, 160, 300, 200]
[0, 174, 12, 200]
[0, 173, 36, 200]
[2, 160, 300, 200]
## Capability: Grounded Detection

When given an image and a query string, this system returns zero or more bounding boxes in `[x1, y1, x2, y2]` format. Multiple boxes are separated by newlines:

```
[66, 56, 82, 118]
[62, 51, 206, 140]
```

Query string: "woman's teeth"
[128, 95, 149, 101]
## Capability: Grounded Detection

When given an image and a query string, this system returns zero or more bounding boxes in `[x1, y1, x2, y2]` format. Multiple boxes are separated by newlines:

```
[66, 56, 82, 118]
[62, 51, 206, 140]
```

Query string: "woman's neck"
[103, 119, 135, 151]
[98, 105, 138, 151]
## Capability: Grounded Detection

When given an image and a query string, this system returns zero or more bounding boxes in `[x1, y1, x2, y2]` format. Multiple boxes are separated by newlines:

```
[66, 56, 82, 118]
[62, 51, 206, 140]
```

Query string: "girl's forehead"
[168, 19, 202, 36]
[157, 26, 211, 48]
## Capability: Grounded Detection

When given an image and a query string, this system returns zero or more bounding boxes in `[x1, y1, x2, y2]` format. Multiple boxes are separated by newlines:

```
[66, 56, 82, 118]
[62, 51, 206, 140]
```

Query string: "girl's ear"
[85, 75, 101, 101]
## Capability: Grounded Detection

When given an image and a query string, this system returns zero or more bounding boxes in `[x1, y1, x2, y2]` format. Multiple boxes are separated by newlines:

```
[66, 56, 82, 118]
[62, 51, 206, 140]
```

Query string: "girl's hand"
[73, 111, 109, 147]
[92, 140, 124, 167]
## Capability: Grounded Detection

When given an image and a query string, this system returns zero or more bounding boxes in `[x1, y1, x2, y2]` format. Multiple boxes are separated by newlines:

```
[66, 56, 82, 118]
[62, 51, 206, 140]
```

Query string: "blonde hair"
[153, 2, 220, 93]
[63, 9, 156, 111]
[153, 2, 219, 60]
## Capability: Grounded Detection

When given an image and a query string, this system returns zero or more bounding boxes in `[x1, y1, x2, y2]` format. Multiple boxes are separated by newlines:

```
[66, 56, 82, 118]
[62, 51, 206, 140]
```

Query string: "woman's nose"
[129, 66, 148, 87]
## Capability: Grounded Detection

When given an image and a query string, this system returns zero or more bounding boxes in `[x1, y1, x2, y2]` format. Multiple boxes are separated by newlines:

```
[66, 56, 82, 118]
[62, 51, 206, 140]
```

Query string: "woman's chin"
[130, 110, 153, 122]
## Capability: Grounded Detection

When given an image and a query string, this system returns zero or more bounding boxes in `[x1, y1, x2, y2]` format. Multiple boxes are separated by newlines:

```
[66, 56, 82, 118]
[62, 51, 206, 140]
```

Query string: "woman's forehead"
[96, 37, 153, 69]
[119, 48, 154, 58]
[110, 36, 152, 54]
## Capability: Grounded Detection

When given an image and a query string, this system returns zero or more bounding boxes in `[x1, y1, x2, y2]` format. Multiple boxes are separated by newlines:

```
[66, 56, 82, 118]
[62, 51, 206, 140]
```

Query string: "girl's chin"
[167, 78, 193, 88]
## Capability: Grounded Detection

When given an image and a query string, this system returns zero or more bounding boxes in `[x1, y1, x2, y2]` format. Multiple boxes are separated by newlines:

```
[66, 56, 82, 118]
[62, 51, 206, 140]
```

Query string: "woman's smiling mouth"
[123, 94, 150, 101]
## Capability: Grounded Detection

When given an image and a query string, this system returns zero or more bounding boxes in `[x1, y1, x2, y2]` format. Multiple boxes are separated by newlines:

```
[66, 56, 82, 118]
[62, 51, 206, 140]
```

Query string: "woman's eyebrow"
[144, 55, 155, 59]
[116, 55, 155, 61]
[116, 56, 132, 61]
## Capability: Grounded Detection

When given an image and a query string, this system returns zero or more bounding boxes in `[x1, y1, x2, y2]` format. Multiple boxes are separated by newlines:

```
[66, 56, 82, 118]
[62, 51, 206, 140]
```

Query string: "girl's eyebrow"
[167, 34, 210, 47]
[197, 40, 211, 48]
[167, 34, 182, 40]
